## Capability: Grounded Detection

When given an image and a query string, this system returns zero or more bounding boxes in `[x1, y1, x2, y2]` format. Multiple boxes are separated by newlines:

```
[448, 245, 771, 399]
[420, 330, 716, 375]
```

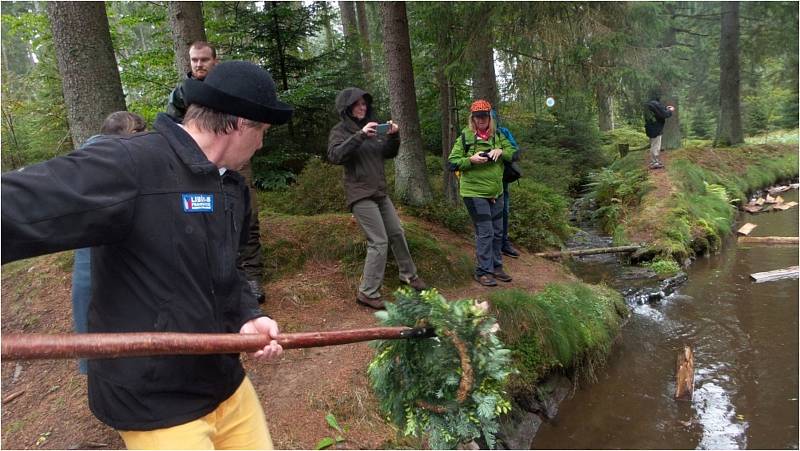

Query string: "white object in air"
[546, 97, 556, 107]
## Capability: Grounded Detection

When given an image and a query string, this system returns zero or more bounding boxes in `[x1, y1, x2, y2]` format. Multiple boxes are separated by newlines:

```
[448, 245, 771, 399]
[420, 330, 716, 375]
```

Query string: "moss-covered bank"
[489, 283, 628, 400]
[589, 140, 798, 262]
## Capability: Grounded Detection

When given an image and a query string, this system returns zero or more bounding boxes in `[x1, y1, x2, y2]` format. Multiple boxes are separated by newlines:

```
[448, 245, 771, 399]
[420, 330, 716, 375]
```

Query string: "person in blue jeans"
[71, 111, 146, 374]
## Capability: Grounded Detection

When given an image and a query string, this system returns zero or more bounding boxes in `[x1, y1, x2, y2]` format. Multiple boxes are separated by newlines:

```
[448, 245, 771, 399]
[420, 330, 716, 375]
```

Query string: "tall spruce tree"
[46, 1, 126, 147]
[716, 1, 743, 146]
[167, 1, 207, 80]
[381, 2, 431, 205]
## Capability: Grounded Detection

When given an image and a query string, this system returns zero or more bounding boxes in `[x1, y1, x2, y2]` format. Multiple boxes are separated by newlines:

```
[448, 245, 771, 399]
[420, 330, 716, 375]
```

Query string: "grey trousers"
[351, 196, 417, 299]
[237, 162, 263, 281]
[463, 196, 504, 276]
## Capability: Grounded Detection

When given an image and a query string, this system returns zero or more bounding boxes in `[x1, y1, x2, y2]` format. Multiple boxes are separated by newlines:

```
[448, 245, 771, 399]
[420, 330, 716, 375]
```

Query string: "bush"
[507, 180, 574, 251]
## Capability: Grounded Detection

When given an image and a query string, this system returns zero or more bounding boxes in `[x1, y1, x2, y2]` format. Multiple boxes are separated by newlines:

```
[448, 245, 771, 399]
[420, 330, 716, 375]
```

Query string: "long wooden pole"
[534, 245, 640, 259]
[1, 327, 436, 360]
[737, 236, 798, 245]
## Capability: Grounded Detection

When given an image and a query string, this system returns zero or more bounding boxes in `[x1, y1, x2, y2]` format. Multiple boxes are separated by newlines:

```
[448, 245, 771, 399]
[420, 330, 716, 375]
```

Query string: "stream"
[531, 190, 799, 449]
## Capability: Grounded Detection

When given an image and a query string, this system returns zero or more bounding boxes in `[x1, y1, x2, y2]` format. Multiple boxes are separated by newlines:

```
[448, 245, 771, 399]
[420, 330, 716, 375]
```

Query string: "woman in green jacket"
[448, 99, 516, 286]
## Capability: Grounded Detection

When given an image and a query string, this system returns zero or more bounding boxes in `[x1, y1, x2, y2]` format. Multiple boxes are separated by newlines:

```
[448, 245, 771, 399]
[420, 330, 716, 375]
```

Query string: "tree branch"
[672, 27, 709, 37]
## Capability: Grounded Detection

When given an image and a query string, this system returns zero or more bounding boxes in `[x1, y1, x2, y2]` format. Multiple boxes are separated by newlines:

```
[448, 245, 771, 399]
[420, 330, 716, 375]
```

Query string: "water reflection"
[531, 190, 798, 449]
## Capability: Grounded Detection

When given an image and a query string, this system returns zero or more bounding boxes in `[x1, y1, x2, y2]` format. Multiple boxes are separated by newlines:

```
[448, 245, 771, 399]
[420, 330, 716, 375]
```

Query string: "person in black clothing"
[167, 41, 267, 304]
[2, 61, 293, 449]
[643, 94, 675, 169]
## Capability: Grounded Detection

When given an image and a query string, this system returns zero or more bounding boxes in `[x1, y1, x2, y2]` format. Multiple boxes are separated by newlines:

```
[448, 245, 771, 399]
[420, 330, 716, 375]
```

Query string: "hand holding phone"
[376, 123, 390, 135]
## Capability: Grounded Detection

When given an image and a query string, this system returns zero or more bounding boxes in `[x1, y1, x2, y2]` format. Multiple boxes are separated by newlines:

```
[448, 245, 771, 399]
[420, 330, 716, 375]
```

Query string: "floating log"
[736, 223, 758, 236]
[773, 202, 798, 211]
[750, 266, 799, 283]
[675, 345, 694, 401]
[533, 245, 640, 259]
[0, 327, 437, 361]
[738, 236, 798, 245]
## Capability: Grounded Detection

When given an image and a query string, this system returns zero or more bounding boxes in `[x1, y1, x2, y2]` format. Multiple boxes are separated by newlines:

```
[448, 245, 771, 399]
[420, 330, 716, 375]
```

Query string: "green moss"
[488, 283, 627, 397]
[507, 180, 575, 251]
[642, 259, 681, 276]
[261, 213, 472, 289]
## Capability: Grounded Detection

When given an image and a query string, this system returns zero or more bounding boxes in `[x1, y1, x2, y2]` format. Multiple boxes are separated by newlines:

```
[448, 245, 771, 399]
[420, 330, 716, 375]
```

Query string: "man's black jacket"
[644, 99, 673, 138]
[1, 114, 264, 430]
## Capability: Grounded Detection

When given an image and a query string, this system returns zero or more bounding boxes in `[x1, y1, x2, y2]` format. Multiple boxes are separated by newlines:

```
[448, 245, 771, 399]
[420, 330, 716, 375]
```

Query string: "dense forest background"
[2, 1, 797, 198]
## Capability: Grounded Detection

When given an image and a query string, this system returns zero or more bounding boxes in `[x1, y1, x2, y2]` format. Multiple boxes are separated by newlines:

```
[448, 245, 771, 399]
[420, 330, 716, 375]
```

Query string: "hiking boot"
[356, 292, 385, 310]
[501, 244, 520, 258]
[473, 274, 498, 287]
[649, 160, 664, 170]
[405, 276, 429, 292]
[248, 279, 266, 304]
[493, 268, 513, 283]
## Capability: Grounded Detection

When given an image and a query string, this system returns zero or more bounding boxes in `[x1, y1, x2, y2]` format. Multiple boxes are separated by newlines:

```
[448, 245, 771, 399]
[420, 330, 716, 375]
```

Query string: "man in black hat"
[2, 61, 293, 449]
[167, 41, 267, 305]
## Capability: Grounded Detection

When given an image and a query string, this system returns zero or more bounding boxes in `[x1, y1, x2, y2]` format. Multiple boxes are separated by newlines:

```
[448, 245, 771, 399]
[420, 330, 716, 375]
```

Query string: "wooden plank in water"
[675, 345, 694, 401]
[738, 236, 798, 245]
[773, 202, 798, 211]
[750, 266, 799, 283]
[768, 185, 791, 195]
[742, 204, 763, 213]
[533, 245, 640, 259]
[736, 223, 758, 236]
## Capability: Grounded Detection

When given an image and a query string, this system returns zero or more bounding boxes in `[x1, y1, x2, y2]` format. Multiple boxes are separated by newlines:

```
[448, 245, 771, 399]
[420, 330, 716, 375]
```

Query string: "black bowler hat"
[183, 61, 293, 125]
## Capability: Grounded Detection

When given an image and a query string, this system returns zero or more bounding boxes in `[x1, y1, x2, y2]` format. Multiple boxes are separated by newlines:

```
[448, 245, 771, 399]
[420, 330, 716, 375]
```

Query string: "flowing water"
[532, 190, 799, 450]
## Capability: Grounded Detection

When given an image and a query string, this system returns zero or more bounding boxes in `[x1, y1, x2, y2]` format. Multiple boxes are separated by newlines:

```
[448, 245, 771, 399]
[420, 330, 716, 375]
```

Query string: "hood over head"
[335, 87, 374, 124]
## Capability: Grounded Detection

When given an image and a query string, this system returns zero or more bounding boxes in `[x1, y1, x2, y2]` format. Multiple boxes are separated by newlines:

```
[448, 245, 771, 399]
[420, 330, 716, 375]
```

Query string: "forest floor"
[0, 214, 575, 450]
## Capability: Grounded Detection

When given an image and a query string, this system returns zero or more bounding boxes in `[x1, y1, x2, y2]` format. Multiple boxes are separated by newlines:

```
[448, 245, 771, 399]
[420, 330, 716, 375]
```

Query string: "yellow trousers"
[119, 377, 273, 450]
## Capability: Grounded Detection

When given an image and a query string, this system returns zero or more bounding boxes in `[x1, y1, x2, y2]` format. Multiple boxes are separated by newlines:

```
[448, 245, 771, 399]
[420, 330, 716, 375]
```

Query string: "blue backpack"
[493, 112, 522, 183]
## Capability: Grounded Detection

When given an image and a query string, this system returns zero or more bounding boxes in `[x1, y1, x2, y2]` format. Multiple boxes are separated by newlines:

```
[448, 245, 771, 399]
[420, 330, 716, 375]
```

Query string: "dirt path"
[1, 220, 573, 449]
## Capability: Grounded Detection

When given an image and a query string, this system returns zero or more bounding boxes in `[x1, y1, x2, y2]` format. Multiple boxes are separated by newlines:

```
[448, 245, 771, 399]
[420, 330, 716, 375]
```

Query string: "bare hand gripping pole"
[1, 327, 437, 360]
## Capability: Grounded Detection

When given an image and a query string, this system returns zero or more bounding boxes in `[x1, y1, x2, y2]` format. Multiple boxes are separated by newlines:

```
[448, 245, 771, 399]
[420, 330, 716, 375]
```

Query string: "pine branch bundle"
[367, 288, 514, 449]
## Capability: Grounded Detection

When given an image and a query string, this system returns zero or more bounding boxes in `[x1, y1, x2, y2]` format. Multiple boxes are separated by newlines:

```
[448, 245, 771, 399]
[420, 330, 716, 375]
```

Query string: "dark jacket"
[166, 71, 195, 120]
[644, 99, 673, 138]
[1, 114, 263, 430]
[327, 87, 400, 209]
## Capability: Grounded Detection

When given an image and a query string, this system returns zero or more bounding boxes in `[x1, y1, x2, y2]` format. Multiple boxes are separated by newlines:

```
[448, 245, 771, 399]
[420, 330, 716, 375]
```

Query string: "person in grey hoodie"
[327, 87, 427, 309]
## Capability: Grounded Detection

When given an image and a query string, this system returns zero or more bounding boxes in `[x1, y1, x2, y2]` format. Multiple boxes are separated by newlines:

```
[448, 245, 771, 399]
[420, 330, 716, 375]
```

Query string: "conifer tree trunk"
[716, 1, 743, 146]
[434, 12, 459, 206]
[355, 2, 373, 77]
[660, 16, 682, 150]
[167, 2, 207, 80]
[380, 2, 432, 206]
[596, 86, 614, 131]
[339, 1, 361, 70]
[46, 1, 126, 147]
[468, 4, 499, 107]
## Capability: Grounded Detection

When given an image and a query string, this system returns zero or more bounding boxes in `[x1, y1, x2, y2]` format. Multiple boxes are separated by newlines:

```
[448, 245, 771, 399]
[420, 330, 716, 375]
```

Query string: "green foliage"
[507, 180, 574, 251]
[585, 157, 652, 235]
[278, 158, 347, 215]
[314, 413, 346, 450]
[641, 259, 681, 276]
[489, 283, 627, 396]
[260, 213, 472, 289]
[368, 289, 513, 449]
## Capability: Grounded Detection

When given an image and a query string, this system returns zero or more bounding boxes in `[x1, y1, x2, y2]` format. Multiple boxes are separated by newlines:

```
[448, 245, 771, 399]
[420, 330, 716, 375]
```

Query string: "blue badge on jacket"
[182, 194, 214, 213]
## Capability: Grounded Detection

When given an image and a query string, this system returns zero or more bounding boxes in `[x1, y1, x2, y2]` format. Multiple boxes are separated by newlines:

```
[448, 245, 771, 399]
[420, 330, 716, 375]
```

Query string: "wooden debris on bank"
[736, 223, 758, 236]
[790, 183, 800, 189]
[773, 201, 798, 211]
[2, 390, 25, 404]
[768, 185, 791, 196]
[738, 236, 799, 245]
[750, 266, 800, 283]
[742, 204, 763, 214]
[533, 245, 640, 259]
[675, 345, 694, 401]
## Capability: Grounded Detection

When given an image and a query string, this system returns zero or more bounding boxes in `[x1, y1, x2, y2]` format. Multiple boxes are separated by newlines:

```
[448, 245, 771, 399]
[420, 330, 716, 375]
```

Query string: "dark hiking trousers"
[238, 162, 263, 282]
[463, 196, 504, 276]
